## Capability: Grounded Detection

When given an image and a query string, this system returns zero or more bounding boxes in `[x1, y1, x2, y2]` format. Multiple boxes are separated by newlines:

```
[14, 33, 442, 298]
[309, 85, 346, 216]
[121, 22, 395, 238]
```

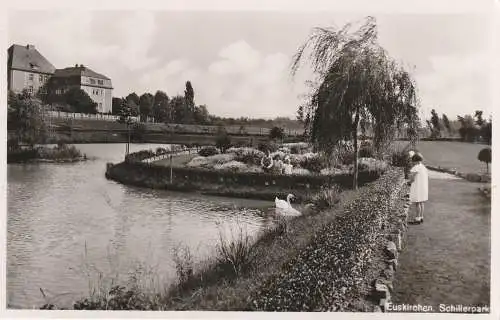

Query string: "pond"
[7, 143, 274, 309]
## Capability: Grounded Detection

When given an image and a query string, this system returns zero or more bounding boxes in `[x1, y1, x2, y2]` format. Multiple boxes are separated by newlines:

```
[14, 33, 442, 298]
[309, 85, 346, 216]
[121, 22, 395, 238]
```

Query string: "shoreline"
[67, 168, 408, 311]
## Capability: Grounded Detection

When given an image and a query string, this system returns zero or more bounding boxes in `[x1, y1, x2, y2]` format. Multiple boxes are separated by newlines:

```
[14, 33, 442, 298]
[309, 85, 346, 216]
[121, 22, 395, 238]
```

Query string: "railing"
[125, 146, 199, 164]
[45, 110, 141, 122]
[43, 110, 304, 137]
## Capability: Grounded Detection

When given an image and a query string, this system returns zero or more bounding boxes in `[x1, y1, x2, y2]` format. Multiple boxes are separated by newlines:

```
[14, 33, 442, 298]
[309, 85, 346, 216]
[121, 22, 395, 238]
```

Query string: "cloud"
[135, 40, 299, 117]
[8, 11, 491, 119]
[415, 52, 491, 118]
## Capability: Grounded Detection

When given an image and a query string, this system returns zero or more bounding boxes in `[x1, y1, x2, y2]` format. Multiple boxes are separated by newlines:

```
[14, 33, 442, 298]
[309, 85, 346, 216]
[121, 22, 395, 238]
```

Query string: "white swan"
[275, 194, 294, 209]
[275, 194, 302, 216]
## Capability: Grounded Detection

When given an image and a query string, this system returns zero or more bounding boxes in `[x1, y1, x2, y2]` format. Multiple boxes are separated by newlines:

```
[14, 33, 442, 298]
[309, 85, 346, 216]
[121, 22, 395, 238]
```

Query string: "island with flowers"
[105, 141, 389, 204]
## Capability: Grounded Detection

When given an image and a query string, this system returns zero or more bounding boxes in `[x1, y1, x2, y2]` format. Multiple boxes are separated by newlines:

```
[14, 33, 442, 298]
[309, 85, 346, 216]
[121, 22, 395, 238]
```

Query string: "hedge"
[249, 168, 403, 311]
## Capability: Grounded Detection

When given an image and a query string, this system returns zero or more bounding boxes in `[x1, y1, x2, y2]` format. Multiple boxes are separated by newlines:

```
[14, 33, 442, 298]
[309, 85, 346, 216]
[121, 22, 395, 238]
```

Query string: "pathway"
[391, 170, 490, 312]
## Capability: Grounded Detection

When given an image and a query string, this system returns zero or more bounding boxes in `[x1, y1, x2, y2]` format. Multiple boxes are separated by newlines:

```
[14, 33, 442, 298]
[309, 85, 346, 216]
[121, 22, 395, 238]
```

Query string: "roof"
[7, 44, 56, 74]
[53, 65, 111, 80]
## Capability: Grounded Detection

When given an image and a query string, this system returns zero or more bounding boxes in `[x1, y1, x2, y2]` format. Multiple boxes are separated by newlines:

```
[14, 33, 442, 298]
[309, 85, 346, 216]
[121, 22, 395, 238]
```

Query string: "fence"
[45, 110, 141, 123]
[43, 110, 304, 137]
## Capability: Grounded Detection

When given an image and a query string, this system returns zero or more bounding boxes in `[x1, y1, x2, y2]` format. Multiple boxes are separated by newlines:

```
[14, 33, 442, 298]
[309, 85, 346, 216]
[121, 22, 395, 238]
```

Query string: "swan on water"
[275, 194, 302, 216]
[275, 194, 294, 209]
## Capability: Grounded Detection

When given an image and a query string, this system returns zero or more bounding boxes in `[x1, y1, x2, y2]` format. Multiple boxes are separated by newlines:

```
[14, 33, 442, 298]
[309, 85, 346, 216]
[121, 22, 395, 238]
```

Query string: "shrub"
[299, 154, 326, 173]
[186, 154, 236, 168]
[155, 147, 167, 155]
[284, 142, 310, 154]
[216, 227, 257, 276]
[227, 147, 265, 166]
[312, 185, 341, 210]
[172, 245, 194, 284]
[390, 144, 411, 167]
[198, 146, 219, 157]
[358, 143, 375, 158]
[269, 126, 285, 141]
[37, 144, 83, 160]
[357, 157, 388, 176]
[73, 285, 154, 310]
[258, 141, 278, 154]
[215, 133, 232, 153]
[213, 160, 249, 173]
[478, 148, 491, 173]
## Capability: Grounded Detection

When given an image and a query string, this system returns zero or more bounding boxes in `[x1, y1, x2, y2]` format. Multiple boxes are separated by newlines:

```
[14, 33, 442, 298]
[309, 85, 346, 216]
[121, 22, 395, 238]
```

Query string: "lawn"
[396, 141, 490, 175]
[392, 176, 490, 307]
[154, 154, 196, 168]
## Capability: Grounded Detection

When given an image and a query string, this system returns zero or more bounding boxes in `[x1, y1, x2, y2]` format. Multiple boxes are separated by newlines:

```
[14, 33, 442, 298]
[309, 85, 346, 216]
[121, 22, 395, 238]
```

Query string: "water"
[7, 143, 274, 309]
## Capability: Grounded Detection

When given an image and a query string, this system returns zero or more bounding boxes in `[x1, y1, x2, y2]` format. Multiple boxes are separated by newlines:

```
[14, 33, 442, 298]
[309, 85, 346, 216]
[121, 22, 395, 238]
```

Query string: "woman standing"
[408, 152, 428, 224]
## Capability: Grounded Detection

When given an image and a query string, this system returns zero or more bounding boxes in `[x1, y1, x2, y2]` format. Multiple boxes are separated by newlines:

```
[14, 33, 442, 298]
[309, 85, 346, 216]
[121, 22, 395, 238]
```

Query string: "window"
[90, 78, 96, 85]
[27, 86, 34, 95]
[28, 73, 34, 81]
[39, 74, 44, 82]
[99, 103, 102, 110]
[56, 89, 62, 95]
[98, 79, 104, 85]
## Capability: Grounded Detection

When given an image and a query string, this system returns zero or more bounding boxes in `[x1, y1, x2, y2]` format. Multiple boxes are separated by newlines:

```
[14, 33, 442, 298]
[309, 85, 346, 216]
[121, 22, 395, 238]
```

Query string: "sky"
[7, 8, 495, 120]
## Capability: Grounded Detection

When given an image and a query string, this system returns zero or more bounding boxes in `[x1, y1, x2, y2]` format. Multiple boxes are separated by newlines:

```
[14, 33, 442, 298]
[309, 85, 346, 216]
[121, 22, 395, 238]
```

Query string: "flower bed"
[249, 168, 404, 311]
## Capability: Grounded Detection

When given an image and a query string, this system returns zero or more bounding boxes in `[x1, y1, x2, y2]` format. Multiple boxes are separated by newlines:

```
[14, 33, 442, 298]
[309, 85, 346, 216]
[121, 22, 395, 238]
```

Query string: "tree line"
[112, 81, 303, 130]
[426, 109, 492, 144]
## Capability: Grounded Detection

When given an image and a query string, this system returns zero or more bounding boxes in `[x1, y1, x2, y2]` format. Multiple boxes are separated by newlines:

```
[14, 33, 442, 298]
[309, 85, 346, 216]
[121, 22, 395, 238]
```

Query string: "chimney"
[26, 44, 35, 50]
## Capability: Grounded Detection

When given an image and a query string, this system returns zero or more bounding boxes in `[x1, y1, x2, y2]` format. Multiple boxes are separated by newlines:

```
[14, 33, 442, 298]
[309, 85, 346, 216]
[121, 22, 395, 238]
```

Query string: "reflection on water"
[7, 143, 274, 309]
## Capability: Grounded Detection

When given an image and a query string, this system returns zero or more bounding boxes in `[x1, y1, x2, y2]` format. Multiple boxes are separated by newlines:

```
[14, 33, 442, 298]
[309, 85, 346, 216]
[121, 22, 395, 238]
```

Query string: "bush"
[172, 245, 194, 284]
[358, 143, 375, 158]
[258, 141, 278, 154]
[312, 185, 341, 210]
[478, 148, 491, 173]
[216, 227, 257, 276]
[37, 144, 83, 160]
[227, 147, 265, 166]
[215, 133, 232, 153]
[357, 157, 388, 176]
[155, 147, 167, 155]
[390, 145, 411, 167]
[186, 154, 235, 168]
[74, 286, 143, 310]
[198, 146, 219, 157]
[269, 126, 285, 141]
[299, 154, 327, 173]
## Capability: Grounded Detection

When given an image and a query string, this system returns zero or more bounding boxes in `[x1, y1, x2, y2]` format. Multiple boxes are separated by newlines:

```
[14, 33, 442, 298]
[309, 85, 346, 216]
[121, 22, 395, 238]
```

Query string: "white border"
[1, 0, 498, 319]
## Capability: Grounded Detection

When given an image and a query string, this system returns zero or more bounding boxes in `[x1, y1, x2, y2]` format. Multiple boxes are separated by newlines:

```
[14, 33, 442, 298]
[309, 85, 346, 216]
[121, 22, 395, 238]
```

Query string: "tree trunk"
[353, 106, 360, 190]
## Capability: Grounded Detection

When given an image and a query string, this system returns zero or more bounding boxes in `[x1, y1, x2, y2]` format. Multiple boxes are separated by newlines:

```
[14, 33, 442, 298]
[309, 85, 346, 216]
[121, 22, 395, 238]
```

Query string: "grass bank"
[71, 168, 404, 311]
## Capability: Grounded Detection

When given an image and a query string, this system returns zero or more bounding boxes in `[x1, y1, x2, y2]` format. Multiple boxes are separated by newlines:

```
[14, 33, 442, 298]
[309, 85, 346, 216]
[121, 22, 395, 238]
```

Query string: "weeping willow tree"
[291, 16, 419, 189]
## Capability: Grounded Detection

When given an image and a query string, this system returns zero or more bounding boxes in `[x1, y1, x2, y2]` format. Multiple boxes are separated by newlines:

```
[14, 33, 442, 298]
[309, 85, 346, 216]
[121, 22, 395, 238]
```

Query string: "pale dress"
[409, 163, 429, 202]
[283, 163, 293, 175]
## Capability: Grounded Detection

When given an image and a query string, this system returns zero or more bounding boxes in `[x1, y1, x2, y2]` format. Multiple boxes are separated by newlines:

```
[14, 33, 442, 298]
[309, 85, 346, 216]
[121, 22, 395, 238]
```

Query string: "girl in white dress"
[283, 157, 293, 175]
[408, 153, 428, 224]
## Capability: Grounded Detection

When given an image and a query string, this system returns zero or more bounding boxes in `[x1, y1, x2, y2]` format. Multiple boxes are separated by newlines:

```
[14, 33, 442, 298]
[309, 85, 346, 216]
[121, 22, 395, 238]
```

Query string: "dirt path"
[391, 172, 490, 311]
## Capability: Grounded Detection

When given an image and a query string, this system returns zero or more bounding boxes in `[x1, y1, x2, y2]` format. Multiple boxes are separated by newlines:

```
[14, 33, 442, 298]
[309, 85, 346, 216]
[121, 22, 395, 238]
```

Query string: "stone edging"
[371, 180, 410, 312]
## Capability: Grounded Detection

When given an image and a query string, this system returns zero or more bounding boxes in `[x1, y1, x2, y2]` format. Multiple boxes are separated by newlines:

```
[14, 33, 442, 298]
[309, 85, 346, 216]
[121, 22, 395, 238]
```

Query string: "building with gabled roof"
[7, 44, 56, 95]
[50, 64, 113, 113]
[7, 43, 114, 114]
